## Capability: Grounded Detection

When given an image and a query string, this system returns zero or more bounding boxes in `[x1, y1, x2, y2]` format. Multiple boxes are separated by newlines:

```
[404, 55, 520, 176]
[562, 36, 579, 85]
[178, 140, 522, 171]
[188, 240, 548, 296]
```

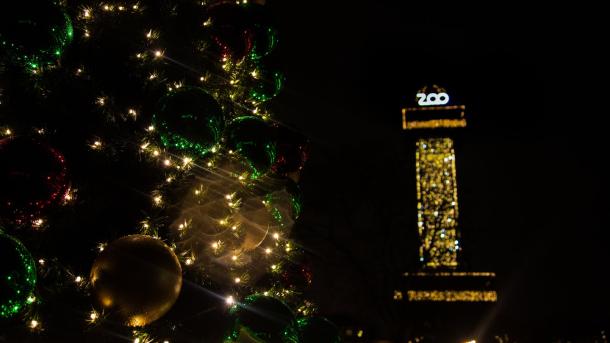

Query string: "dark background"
[266, 0, 608, 341]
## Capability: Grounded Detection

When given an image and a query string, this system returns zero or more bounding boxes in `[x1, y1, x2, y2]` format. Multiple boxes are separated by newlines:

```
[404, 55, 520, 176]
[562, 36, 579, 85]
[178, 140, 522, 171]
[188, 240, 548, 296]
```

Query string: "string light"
[88, 310, 99, 324]
[91, 140, 102, 149]
[405, 290, 497, 302]
[153, 195, 163, 205]
[415, 138, 459, 268]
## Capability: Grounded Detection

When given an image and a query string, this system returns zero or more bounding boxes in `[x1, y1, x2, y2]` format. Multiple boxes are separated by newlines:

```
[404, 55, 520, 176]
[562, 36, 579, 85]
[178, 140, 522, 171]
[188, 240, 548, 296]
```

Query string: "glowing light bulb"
[225, 296, 234, 305]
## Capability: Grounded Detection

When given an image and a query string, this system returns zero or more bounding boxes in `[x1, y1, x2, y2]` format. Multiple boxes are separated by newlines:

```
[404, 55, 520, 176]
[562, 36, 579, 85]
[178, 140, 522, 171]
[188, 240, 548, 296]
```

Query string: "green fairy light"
[0, 231, 37, 319]
[290, 195, 302, 220]
[249, 26, 278, 60]
[0, 2, 74, 69]
[248, 70, 284, 103]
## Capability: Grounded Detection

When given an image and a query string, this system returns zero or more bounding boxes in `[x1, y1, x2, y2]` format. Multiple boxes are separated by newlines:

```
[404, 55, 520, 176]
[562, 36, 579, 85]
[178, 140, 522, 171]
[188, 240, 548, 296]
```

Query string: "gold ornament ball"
[90, 235, 182, 327]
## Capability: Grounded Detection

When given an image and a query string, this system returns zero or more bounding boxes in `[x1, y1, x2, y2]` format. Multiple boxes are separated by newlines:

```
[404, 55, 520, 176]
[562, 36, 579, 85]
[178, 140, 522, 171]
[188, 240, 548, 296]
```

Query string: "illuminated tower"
[395, 85, 497, 306]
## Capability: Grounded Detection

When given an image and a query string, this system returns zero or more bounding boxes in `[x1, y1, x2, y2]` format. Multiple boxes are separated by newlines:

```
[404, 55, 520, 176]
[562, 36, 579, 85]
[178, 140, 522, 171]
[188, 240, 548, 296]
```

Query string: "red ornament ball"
[0, 136, 69, 223]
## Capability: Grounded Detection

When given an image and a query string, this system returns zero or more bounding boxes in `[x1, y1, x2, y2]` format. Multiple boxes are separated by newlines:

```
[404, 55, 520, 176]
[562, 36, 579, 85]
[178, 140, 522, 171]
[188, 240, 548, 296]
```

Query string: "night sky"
[1, 1, 605, 342]
[265, 0, 608, 340]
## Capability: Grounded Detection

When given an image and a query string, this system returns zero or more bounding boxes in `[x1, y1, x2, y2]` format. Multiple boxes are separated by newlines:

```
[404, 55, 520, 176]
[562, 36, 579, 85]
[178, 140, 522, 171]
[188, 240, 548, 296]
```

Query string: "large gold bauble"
[90, 234, 182, 327]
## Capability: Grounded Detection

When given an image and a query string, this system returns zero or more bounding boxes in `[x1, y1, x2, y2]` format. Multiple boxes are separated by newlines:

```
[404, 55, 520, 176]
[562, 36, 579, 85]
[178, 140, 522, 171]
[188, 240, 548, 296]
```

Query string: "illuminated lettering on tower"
[396, 84, 497, 303]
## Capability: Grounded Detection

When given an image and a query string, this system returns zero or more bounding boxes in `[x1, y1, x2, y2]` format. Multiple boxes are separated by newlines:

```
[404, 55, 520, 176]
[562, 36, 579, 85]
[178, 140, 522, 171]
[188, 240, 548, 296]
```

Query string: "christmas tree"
[0, 0, 339, 341]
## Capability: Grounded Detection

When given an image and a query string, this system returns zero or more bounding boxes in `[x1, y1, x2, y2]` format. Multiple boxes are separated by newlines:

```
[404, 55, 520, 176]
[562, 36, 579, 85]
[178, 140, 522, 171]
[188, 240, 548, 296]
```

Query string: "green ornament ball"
[153, 87, 224, 157]
[248, 68, 284, 103]
[298, 317, 342, 343]
[0, 231, 37, 319]
[226, 116, 276, 179]
[228, 295, 298, 343]
[249, 25, 278, 60]
[0, 0, 73, 69]
[243, 3, 279, 60]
